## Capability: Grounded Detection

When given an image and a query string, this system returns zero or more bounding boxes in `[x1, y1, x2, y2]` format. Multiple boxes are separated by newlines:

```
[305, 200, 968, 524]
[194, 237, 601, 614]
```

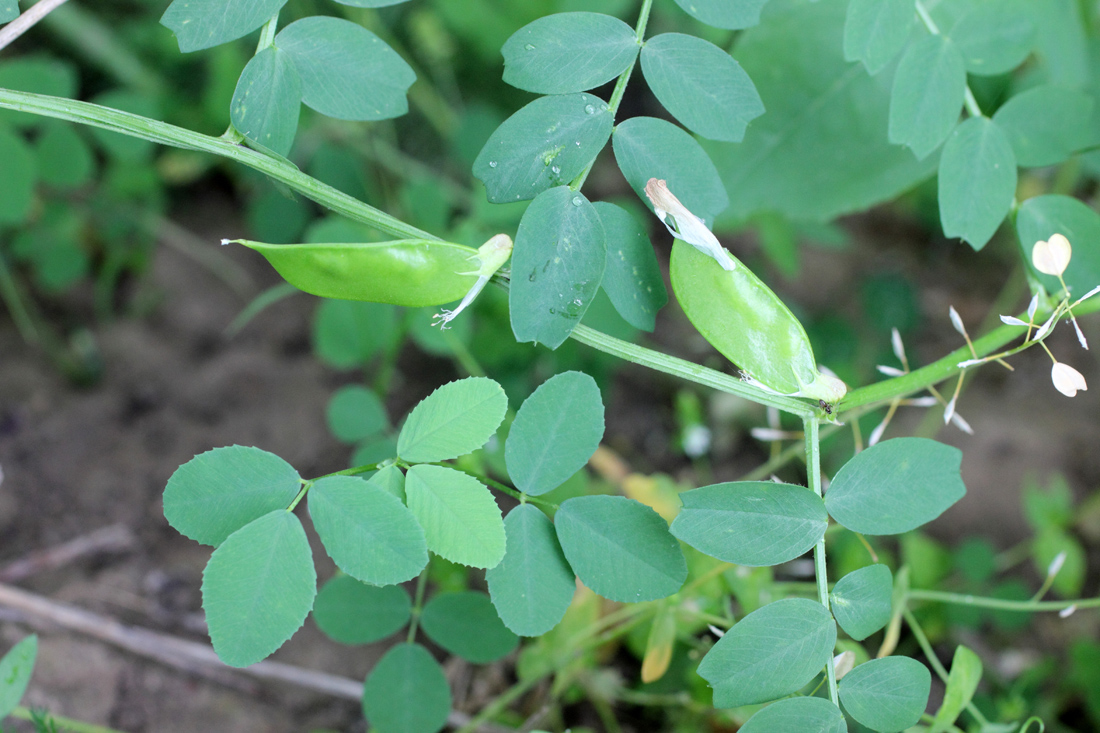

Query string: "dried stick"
[0, 524, 135, 583]
[0, 0, 72, 51]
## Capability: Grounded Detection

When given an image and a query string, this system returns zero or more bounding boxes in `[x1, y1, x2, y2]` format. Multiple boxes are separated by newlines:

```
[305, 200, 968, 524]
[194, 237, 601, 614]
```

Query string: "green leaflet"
[640, 33, 764, 142]
[670, 481, 828, 566]
[505, 371, 605, 496]
[554, 495, 686, 603]
[739, 697, 847, 733]
[0, 0, 18, 23]
[0, 127, 36, 225]
[698, 598, 837, 708]
[671, 0, 769, 30]
[326, 385, 389, 443]
[1015, 195, 1100, 299]
[937, 117, 1017, 250]
[404, 465, 506, 569]
[309, 476, 428, 586]
[397, 377, 508, 463]
[838, 656, 931, 733]
[0, 636, 37, 718]
[230, 46, 301, 157]
[888, 34, 966, 160]
[485, 504, 576, 637]
[313, 575, 411, 645]
[824, 438, 966, 535]
[843, 0, 913, 75]
[202, 510, 316, 667]
[501, 12, 639, 94]
[473, 93, 613, 203]
[509, 187, 606, 349]
[993, 85, 1097, 168]
[420, 591, 519, 663]
[240, 239, 480, 307]
[945, 0, 1035, 76]
[35, 123, 94, 190]
[362, 643, 451, 733]
[0, 57, 77, 129]
[163, 445, 302, 547]
[829, 564, 893, 641]
[593, 201, 667, 331]
[275, 17, 415, 121]
[161, 0, 286, 53]
[313, 300, 399, 369]
[929, 646, 982, 733]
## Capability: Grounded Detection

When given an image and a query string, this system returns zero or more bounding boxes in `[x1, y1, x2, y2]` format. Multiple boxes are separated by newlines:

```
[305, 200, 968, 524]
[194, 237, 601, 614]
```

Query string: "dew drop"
[584, 104, 596, 115]
[571, 196, 583, 207]
[488, 160, 498, 168]
[573, 298, 582, 306]
[575, 141, 581, 146]
[551, 165, 561, 175]
[524, 43, 535, 51]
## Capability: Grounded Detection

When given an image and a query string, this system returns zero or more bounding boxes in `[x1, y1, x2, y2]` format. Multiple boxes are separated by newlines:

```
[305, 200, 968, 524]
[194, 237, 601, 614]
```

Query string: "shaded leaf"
[740, 696, 847, 733]
[326, 385, 389, 443]
[839, 656, 931, 733]
[829, 564, 893, 641]
[946, 0, 1035, 75]
[161, 0, 286, 53]
[420, 591, 519, 663]
[929, 646, 982, 733]
[888, 34, 966, 160]
[1015, 195, 1100, 299]
[937, 116, 1017, 250]
[231, 46, 301, 157]
[593, 201, 667, 331]
[843, 0, 913, 75]
[672, 0, 769, 30]
[313, 575, 410, 645]
[362, 643, 451, 733]
[992, 85, 1097, 167]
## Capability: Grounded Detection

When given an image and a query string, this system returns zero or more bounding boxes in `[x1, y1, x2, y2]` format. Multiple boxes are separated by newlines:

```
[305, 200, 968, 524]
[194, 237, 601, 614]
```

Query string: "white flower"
[434, 234, 513, 329]
[1051, 362, 1087, 397]
[1000, 315, 1029, 327]
[949, 306, 967, 337]
[644, 178, 736, 271]
[1032, 234, 1072, 276]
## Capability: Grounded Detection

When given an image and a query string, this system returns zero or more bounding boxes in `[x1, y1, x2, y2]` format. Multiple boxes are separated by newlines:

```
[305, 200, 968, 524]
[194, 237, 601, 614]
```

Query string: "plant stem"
[903, 607, 990, 728]
[804, 416, 839, 706]
[569, 324, 814, 416]
[0, 89, 436, 242]
[908, 589, 1100, 611]
[0, 0, 72, 51]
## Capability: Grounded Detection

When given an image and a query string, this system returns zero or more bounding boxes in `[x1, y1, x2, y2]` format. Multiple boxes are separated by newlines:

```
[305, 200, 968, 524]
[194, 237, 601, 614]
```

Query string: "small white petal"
[877, 365, 906, 377]
[943, 394, 957, 425]
[1051, 362, 1088, 397]
[1075, 284, 1100, 304]
[833, 651, 856, 681]
[999, 315, 1029, 327]
[751, 427, 791, 442]
[770, 474, 783, 483]
[1032, 234, 1072, 276]
[708, 624, 725, 638]
[868, 418, 888, 447]
[1072, 316, 1088, 350]
[1034, 311, 1058, 340]
[1027, 294, 1039, 320]
[220, 238, 232, 246]
[645, 178, 736, 271]
[949, 306, 966, 336]
[950, 412, 975, 435]
[958, 358, 985, 368]
[891, 327, 906, 365]
[1059, 604, 1077, 618]
[903, 396, 939, 407]
[1047, 551, 1067, 577]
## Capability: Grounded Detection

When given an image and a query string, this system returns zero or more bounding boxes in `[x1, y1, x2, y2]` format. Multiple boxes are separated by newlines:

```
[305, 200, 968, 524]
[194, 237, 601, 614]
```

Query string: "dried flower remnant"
[434, 233, 513, 329]
[643, 178, 736, 271]
[1032, 234, 1072, 277]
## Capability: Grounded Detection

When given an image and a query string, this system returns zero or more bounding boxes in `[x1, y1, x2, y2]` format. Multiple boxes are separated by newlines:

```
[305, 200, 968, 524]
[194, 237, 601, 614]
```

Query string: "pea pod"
[233, 239, 481, 307]
[647, 179, 845, 403]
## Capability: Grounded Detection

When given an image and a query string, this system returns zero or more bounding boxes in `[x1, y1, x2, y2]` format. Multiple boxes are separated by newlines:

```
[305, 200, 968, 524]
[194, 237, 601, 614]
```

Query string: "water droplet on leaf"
[488, 160, 498, 168]
[571, 196, 583, 207]
[524, 43, 535, 51]
[584, 104, 595, 115]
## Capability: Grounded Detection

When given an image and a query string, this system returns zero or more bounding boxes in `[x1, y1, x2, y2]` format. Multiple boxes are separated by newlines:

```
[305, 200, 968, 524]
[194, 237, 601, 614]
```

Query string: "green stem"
[10, 707, 125, 733]
[286, 481, 310, 512]
[0, 89, 436, 242]
[433, 463, 558, 509]
[569, 0, 652, 192]
[406, 567, 429, 643]
[903, 607, 990, 728]
[569, 324, 813, 416]
[804, 416, 838, 707]
[453, 673, 543, 733]
[908, 589, 1100, 611]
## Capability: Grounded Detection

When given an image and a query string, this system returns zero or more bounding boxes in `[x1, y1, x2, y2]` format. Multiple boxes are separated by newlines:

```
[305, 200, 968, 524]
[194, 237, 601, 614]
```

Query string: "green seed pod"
[233, 239, 480, 307]
[647, 179, 844, 404]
